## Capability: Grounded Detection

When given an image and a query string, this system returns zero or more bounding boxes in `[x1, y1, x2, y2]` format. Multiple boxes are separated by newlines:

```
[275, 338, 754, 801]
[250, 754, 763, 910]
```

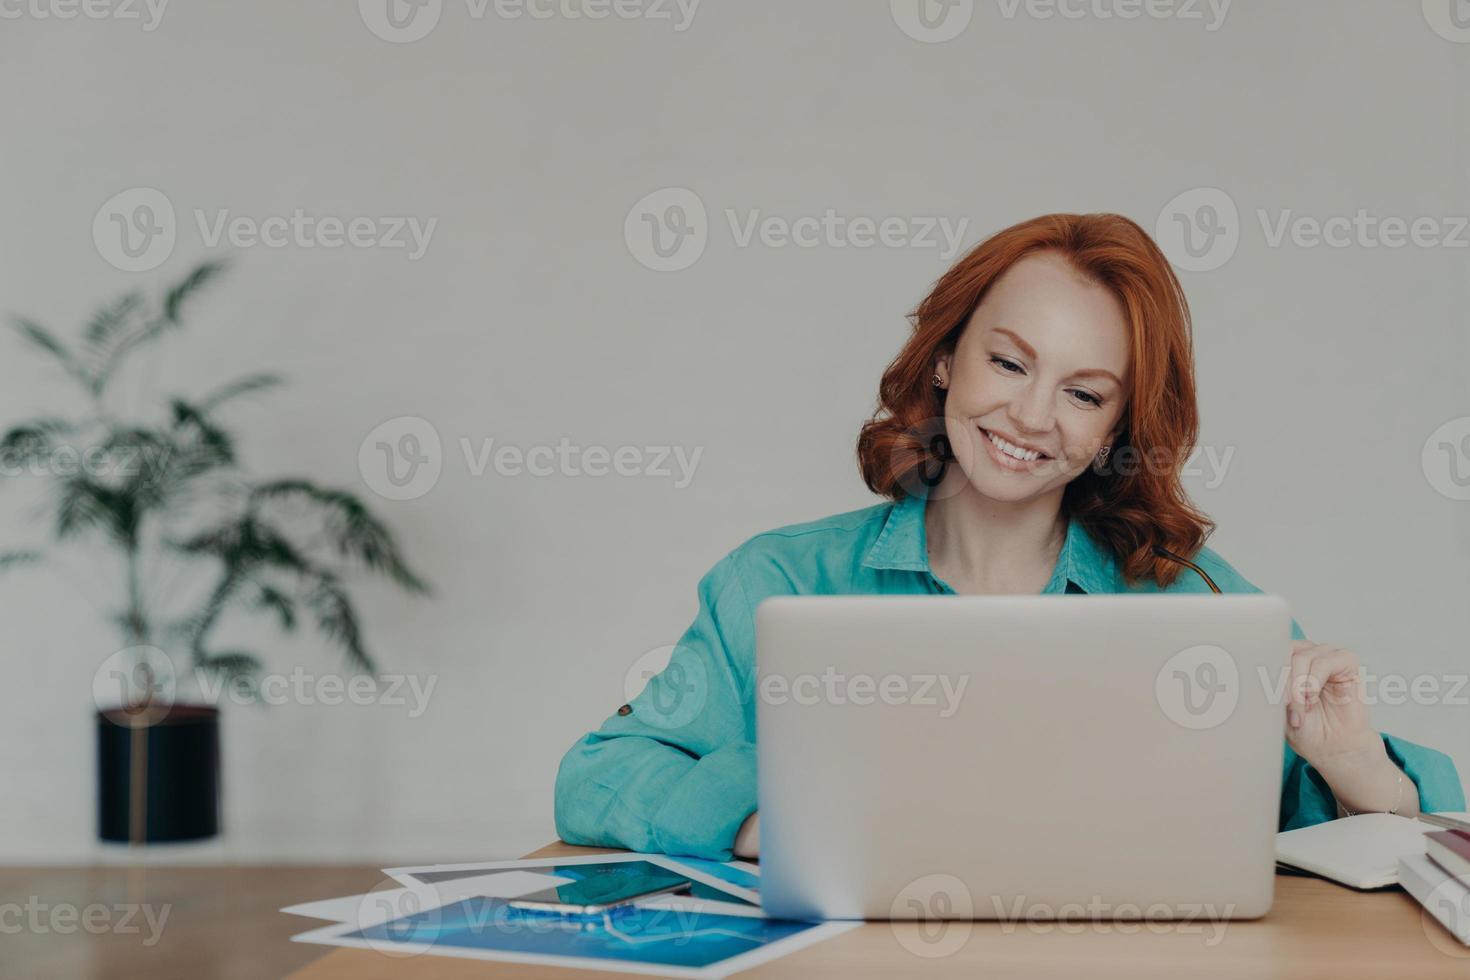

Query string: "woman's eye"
[990, 356, 1101, 407]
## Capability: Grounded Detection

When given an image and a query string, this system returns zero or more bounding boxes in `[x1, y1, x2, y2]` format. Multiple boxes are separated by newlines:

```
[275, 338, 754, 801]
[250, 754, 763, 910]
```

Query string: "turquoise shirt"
[555, 494, 1465, 859]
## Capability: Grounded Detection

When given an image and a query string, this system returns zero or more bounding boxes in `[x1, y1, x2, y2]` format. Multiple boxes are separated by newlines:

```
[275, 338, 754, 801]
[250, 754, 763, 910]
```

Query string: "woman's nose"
[1009, 387, 1055, 435]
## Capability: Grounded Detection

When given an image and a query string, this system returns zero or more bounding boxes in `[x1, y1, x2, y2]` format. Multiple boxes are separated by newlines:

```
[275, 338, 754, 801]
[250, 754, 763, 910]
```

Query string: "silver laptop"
[755, 594, 1290, 921]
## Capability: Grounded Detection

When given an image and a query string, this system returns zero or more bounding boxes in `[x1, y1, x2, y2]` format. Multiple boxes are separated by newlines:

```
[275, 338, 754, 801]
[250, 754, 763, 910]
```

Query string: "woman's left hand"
[1283, 640, 1382, 768]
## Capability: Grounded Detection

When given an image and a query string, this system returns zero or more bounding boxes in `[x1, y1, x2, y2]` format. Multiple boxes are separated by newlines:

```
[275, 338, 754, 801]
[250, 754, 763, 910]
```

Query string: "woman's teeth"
[984, 429, 1045, 462]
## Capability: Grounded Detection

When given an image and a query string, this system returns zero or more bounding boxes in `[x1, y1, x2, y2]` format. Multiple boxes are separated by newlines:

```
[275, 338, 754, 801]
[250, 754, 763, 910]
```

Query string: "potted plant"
[1, 261, 430, 845]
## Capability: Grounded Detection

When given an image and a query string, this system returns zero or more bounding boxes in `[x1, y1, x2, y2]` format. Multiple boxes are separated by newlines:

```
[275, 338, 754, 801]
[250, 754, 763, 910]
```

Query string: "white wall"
[2, 0, 1466, 863]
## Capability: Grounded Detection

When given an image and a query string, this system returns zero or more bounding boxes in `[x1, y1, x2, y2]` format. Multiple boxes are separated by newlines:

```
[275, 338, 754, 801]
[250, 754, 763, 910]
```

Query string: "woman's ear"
[933, 352, 952, 387]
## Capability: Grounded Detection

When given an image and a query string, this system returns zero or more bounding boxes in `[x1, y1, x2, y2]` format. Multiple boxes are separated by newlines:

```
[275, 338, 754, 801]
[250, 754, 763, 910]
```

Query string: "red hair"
[856, 212, 1214, 588]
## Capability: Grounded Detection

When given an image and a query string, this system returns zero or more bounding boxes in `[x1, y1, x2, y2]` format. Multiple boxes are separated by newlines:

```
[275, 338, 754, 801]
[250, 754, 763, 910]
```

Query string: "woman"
[554, 213, 1464, 861]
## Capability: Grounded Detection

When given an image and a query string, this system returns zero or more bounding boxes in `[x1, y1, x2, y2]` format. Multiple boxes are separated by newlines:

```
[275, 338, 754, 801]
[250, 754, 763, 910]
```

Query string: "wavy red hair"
[856, 212, 1214, 588]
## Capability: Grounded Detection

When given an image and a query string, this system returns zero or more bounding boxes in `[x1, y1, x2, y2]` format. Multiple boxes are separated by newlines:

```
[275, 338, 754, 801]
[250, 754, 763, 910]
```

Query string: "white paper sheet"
[281, 870, 574, 924]
[289, 853, 853, 978]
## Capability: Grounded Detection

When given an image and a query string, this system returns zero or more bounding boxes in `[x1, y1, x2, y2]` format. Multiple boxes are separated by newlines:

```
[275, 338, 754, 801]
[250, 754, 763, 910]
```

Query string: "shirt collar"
[861, 493, 1120, 594]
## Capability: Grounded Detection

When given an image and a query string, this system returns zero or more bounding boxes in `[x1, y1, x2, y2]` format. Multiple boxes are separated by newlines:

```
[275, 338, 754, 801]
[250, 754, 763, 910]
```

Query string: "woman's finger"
[1289, 643, 1330, 706]
[1307, 648, 1362, 707]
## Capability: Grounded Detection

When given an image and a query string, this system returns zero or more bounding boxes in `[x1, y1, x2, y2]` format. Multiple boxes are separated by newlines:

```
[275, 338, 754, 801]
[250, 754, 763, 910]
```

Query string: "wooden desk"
[5, 845, 1465, 979]
[289, 842, 1470, 979]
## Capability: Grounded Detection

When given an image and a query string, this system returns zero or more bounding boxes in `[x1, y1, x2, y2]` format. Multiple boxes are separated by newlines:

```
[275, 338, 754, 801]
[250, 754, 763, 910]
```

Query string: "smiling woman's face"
[935, 249, 1132, 503]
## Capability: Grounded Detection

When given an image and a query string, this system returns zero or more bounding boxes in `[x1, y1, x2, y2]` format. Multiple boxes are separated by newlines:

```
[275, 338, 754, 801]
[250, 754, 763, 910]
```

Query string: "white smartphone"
[507, 862, 693, 915]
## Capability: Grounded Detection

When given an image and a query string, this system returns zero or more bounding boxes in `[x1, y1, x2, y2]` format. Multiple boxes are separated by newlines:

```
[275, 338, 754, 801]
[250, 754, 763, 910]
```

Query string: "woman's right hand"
[733, 810, 759, 858]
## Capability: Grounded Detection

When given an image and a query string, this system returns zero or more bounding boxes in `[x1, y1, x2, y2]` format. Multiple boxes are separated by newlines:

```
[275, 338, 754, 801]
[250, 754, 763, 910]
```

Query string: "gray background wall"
[2, 0, 1467, 862]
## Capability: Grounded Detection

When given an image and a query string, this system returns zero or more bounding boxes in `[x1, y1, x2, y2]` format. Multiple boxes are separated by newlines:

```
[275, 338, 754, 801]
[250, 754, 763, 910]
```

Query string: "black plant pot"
[97, 703, 221, 844]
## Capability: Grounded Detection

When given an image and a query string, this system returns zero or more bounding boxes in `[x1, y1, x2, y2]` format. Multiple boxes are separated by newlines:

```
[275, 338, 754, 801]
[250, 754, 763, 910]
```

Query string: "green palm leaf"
[251, 479, 430, 594]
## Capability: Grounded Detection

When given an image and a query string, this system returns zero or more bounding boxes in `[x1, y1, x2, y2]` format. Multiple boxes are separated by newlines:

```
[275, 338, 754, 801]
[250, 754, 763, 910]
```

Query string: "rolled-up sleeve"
[554, 549, 759, 860]
[1280, 736, 1466, 830]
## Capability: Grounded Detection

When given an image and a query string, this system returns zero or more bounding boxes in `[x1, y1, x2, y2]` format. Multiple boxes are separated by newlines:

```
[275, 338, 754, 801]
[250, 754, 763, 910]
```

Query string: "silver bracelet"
[1339, 767, 1406, 817]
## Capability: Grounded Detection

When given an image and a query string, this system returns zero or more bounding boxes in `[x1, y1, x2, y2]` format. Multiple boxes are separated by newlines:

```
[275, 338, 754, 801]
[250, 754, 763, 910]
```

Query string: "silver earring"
[931, 373, 943, 389]
[1097, 445, 1111, 461]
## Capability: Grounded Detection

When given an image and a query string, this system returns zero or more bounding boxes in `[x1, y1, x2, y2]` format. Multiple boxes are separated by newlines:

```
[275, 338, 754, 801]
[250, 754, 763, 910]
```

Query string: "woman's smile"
[979, 426, 1051, 472]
